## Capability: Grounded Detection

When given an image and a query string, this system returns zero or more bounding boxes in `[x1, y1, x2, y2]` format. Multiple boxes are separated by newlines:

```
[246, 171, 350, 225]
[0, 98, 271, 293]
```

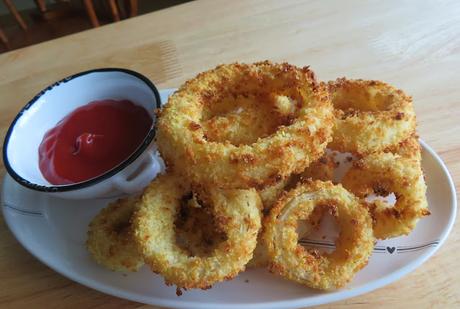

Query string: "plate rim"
[1, 127, 457, 307]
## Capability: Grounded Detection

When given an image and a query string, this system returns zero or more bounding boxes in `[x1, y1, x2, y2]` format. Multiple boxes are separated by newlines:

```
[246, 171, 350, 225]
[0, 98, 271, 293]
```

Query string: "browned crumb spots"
[373, 184, 390, 196]
[215, 215, 231, 227]
[395, 112, 404, 120]
[342, 108, 359, 118]
[224, 275, 234, 281]
[320, 202, 338, 217]
[268, 262, 284, 274]
[383, 207, 401, 219]
[188, 121, 201, 131]
[353, 160, 365, 169]
[229, 153, 256, 164]
[421, 209, 431, 216]
[272, 174, 283, 182]
[201, 91, 214, 101]
[176, 287, 183, 296]
[308, 249, 321, 259]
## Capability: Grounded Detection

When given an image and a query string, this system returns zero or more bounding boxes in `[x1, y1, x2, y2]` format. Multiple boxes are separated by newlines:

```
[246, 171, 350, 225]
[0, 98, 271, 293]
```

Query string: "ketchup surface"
[38, 99, 152, 185]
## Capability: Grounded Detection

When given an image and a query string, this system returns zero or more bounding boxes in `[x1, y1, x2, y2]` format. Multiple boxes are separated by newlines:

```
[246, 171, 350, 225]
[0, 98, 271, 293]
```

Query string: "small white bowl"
[2, 68, 164, 199]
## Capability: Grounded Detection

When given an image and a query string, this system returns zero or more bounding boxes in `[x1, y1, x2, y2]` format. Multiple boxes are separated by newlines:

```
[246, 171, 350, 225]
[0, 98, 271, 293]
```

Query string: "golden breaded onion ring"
[328, 78, 416, 155]
[263, 180, 374, 290]
[342, 152, 429, 239]
[132, 174, 262, 290]
[86, 197, 144, 272]
[249, 153, 338, 269]
[157, 61, 334, 189]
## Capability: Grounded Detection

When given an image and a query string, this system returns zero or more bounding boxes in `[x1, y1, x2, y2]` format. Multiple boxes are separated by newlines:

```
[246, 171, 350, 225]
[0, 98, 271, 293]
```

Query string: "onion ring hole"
[297, 205, 341, 255]
[174, 193, 227, 257]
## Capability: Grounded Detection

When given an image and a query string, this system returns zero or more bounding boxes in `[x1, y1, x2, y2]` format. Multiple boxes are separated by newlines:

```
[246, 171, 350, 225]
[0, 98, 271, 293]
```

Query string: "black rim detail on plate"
[2, 68, 162, 193]
[298, 238, 440, 254]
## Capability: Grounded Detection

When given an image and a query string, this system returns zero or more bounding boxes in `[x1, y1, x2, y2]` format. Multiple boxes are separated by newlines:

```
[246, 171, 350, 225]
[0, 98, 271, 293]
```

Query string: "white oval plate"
[1, 89, 457, 309]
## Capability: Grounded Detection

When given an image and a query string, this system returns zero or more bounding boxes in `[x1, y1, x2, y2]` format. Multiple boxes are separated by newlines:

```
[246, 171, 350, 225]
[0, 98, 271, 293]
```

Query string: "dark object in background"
[83, 0, 138, 27]
[0, 0, 192, 54]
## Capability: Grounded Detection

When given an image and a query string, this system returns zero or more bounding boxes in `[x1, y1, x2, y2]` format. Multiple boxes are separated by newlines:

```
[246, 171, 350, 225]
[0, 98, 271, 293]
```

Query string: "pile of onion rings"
[85, 62, 428, 293]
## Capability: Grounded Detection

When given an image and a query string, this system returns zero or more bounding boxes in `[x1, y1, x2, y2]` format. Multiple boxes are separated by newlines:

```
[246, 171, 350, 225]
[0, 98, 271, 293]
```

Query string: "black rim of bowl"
[2, 68, 162, 193]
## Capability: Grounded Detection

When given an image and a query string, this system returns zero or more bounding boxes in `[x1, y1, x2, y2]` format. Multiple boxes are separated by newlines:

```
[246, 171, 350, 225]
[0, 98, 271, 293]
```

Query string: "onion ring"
[327, 78, 416, 155]
[156, 61, 334, 189]
[86, 197, 144, 272]
[342, 152, 429, 239]
[132, 174, 262, 290]
[263, 180, 374, 290]
[249, 153, 338, 269]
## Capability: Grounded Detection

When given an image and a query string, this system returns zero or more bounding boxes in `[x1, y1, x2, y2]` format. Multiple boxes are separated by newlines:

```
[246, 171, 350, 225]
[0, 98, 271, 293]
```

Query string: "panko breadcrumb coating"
[249, 154, 338, 269]
[86, 197, 144, 272]
[156, 61, 334, 189]
[263, 180, 374, 290]
[132, 174, 262, 290]
[384, 134, 422, 161]
[342, 152, 429, 239]
[327, 78, 416, 155]
[300, 153, 337, 182]
[84, 61, 430, 294]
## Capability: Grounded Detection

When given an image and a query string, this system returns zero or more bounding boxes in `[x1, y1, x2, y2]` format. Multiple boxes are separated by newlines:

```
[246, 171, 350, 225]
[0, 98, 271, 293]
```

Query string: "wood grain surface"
[0, 0, 459, 308]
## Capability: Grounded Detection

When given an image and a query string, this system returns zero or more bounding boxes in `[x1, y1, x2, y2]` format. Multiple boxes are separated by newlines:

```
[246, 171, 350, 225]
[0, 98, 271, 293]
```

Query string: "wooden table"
[1, 0, 459, 307]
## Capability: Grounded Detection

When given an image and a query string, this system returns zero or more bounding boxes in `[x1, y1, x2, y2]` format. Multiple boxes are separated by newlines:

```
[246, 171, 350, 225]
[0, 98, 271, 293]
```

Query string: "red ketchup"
[38, 99, 152, 185]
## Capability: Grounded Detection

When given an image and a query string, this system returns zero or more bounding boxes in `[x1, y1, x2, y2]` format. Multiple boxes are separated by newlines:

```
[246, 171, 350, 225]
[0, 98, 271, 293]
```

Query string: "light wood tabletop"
[1, 0, 459, 308]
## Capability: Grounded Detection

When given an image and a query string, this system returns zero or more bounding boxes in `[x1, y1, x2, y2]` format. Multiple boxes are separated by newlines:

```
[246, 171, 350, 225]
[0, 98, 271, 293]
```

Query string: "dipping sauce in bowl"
[38, 99, 153, 185]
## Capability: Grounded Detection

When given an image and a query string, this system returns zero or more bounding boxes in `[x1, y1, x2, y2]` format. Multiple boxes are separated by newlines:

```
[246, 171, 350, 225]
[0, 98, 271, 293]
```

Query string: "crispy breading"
[342, 152, 429, 239]
[86, 197, 144, 272]
[300, 153, 336, 182]
[327, 78, 416, 155]
[131, 174, 262, 290]
[384, 134, 422, 161]
[263, 180, 374, 290]
[249, 154, 338, 269]
[156, 61, 334, 189]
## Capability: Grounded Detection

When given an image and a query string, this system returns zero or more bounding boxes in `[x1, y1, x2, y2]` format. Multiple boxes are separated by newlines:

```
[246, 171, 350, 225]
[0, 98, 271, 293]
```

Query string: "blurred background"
[0, 0, 191, 53]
